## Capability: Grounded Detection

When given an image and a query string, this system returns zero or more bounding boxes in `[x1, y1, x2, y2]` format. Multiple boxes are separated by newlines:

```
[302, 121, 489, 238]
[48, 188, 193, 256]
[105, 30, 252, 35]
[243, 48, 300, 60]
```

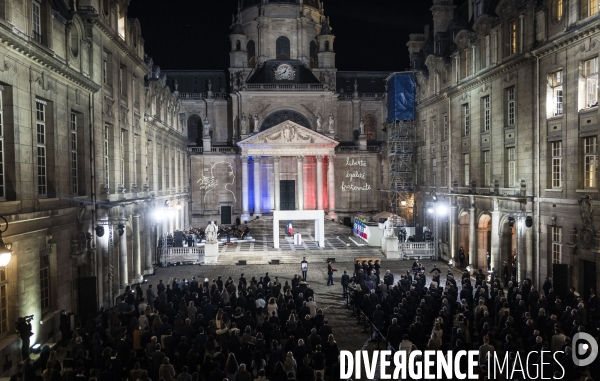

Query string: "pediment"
[238, 121, 338, 147]
[237, 121, 338, 156]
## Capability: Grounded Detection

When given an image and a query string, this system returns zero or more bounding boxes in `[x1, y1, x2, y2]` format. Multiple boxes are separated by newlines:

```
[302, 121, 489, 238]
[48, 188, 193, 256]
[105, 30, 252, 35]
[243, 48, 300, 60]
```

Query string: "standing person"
[146, 285, 156, 310]
[459, 247, 465, 267]
[341, 271, 350, 297]
[327, 261, 335, 286]
[301, 257, 308, 281]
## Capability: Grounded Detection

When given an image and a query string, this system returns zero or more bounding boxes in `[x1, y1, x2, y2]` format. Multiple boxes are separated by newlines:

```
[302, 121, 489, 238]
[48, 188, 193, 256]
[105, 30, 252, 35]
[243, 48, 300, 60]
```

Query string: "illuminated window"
[36, 100, 47, 196]
[584, 136, 598, 188]
[552, 141, 563, 188]
[507, 147, 516, 187]
[462, 103, 470, 135]
[553, 0, 564, 21]
[550, 71, 563, 116]
[510, 20, 517, 55]
[104, 125, 110, 188]
[585, 0, 599, 16]
[552, 226, 562, 264]
[507, 87, 516, 126]
[464, 153, 470, 186]
[71, 113, 78, 194]
[580, 57, 598, 109]
[482, 96, 490, 131]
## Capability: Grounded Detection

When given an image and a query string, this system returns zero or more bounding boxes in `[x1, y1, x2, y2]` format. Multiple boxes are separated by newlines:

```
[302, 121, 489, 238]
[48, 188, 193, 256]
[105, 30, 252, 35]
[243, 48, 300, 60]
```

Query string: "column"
[241, 156, 250, 221]
[517, 216, 524, 283]
[273, 156, 281, 211]
[297, 156, 304, 210]
[119, 217, 128, 289]
[490, 197, 501, 273]
[98, 216, 108, 306]
[145, 212, 154, 273]
[525, 217, 533, 281]
[450, 203, 457, 264]
[469, 197, 477, 272]
[316, 155, 324, 211]
[254, 156, 262, 216]
[132, 214, 142, 282]
[327, 155, 336, 219]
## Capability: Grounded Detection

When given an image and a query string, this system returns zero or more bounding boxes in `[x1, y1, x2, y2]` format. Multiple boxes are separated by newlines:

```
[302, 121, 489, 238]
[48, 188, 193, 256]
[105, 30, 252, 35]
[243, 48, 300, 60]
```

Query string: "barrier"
[398, 242, 435, 259]
[160, 247, 205, 266]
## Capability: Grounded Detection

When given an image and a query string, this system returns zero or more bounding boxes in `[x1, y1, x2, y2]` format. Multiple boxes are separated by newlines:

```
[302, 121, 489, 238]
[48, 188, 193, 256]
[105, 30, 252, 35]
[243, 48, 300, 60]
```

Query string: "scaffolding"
[388, 119, 417, 225]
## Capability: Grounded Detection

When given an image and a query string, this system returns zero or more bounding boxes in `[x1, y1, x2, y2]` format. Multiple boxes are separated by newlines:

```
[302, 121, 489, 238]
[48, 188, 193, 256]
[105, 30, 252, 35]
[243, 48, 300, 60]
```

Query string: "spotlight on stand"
[0, 216, 13, 268]
[466, 264, 471, 273]
[95, 226, 105, 237]
[117, 224, 125, 237]
[448, 259, 454, 267]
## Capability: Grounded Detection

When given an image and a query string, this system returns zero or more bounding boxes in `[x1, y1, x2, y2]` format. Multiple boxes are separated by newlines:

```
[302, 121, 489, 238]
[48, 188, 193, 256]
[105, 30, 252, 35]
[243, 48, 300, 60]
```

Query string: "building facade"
[408, 0, 600, 294]
[167, 0, 390, 229]
[0, 0, 189, 372]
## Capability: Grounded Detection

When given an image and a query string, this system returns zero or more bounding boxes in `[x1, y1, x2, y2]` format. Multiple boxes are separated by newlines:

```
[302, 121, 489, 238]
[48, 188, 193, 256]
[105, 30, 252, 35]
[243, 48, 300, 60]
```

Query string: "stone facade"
[164, 1, 389, 228]
[0, 0, 189, 371]
[408, 0, 600, 293]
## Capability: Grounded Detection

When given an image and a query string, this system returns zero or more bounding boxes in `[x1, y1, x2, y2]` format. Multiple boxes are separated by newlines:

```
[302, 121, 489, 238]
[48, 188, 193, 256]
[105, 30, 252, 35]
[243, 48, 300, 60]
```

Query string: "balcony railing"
[335, 146, 380, 153]
[160, 247, 205, 266]
[398, 242, 434, 259]
[179, 92, 227, 100]
[339, 93, 385, 100]
[245, 84, 324, 91]
[189, 147, 239, 154]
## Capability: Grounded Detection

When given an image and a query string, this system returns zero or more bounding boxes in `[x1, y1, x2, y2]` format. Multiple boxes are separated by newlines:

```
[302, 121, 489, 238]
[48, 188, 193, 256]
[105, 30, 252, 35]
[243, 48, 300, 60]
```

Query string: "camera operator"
[16, 316, 33, 359]
[59, 310, 74, 347]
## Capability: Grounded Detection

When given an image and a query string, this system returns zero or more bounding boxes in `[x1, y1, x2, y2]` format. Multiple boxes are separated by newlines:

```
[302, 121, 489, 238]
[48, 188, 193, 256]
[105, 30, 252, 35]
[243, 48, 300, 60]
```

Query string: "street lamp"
[0, 216, 12, 267]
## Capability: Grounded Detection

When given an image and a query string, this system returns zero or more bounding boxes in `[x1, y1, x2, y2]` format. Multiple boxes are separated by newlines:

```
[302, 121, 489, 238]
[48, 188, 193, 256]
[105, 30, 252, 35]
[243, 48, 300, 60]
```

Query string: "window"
[422, 158, 427, 186]
[432, 159, 437, 187]
[120, 130, 125, 187]
[580, 57, 598, 109]
[462, 103, 470, 135]
[40, 252, 50, 312]
[552, 140, 563, 188]
[483, 150, 491, 186]
[0, 268, 7, 335]
[552, 226, 562, 264]
[510, 20, 518, 55]
[133, 135, 138, 187]
[464, 49, 470, 78]
[552, 0, 564, 21]
[507, 147, 516, 187]
[443, 114, 448, 141]
[117, 4, 125, 38]
[165, 147, 169, 190]
[582, 0, 599, 17]
[309, 41, 318, 69]
[0, 90, 4, 199]
[276, 36, 290, 60]
[36, 100, 47, 196]
[482, 96, 490, 131]
[32, 0, 41, 43]
[507, 87, 516, 125]
[70, 113, 78, 194]
[585, 136, 598, 188]
[119, 66, 124, 95]
[132, 77, 137, 103]
[483, 35, 490, 68]
[433, 73, 438, 94]
[103, 52, 108, 85]
[157, 144, 162, 191]
[104, 125, 109, 188]
[247, 40, 256, 68]
[464, 153, 470, 186]
[432, 118, 437, 143]
[550, 71, 563, 116]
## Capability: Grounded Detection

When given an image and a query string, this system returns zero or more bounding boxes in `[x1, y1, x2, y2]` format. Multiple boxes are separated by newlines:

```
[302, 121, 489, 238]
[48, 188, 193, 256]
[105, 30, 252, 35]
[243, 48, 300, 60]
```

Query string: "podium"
[294, 233, 302, 245]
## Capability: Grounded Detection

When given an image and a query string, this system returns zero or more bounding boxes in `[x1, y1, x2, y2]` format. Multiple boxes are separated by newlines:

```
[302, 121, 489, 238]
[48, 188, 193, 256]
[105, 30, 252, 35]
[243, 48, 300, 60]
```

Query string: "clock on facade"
[274, 64, 295, 80]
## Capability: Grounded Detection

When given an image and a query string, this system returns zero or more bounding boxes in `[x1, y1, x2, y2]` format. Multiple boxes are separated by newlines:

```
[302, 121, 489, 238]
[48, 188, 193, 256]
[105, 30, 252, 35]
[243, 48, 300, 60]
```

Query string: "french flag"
[287, 221, 293, 235]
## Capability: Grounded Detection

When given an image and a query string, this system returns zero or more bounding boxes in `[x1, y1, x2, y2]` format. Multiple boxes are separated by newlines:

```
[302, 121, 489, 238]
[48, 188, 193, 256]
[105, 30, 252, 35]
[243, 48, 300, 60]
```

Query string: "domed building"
[164, 0, 391, 225]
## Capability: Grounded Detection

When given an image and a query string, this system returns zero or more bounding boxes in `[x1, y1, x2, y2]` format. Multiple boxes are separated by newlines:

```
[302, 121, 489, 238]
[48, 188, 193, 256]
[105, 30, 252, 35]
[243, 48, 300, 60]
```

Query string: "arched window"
[310, 41, 318, 68]
[236, 40, 241, 51]
[552, 0, 564, 22]
[187, 114, 203, 146]
[324, 40, 330, 51]
[363, 114, 377, 141]
[247, 40, 256, 67]
[70, 25, 80, 57]
[276, 36, 290, 60]
[103, 0, 109, 16]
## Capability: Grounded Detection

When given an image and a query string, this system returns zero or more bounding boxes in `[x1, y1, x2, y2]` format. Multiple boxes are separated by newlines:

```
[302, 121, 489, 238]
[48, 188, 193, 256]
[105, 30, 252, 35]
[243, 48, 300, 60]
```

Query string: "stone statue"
[328, 113, 335, 132]
[208, 79, 212, 92]
[316, 113, 322, 131]
[203, 116, 211, 137]
[253, 113, 260, 133]
[354, 79, 358, 94]
[359, 117, 365, 135]
[240, 113, 247, 134]
[383, 217, 395, 238]
[205, 221, 218, 243]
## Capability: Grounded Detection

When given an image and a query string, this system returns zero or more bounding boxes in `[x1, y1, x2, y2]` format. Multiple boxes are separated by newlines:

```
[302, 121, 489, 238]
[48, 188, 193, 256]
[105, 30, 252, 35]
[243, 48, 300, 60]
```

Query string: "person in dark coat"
[341, 271, 350, 297]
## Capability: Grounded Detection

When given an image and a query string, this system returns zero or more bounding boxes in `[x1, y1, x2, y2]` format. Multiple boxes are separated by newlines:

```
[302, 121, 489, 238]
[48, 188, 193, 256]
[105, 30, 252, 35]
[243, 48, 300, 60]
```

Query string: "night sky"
[127, 0, 435, 72]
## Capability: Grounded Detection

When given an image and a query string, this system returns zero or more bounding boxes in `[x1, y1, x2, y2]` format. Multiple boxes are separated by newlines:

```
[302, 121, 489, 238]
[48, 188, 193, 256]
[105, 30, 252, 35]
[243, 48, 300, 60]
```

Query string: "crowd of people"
[25, 273, 340, 381]
[349, 260, 600, 380]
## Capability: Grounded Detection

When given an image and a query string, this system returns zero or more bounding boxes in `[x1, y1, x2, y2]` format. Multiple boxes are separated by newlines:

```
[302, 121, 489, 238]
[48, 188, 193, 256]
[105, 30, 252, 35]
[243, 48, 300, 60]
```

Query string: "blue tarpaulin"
[387, 73, 416, 122]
